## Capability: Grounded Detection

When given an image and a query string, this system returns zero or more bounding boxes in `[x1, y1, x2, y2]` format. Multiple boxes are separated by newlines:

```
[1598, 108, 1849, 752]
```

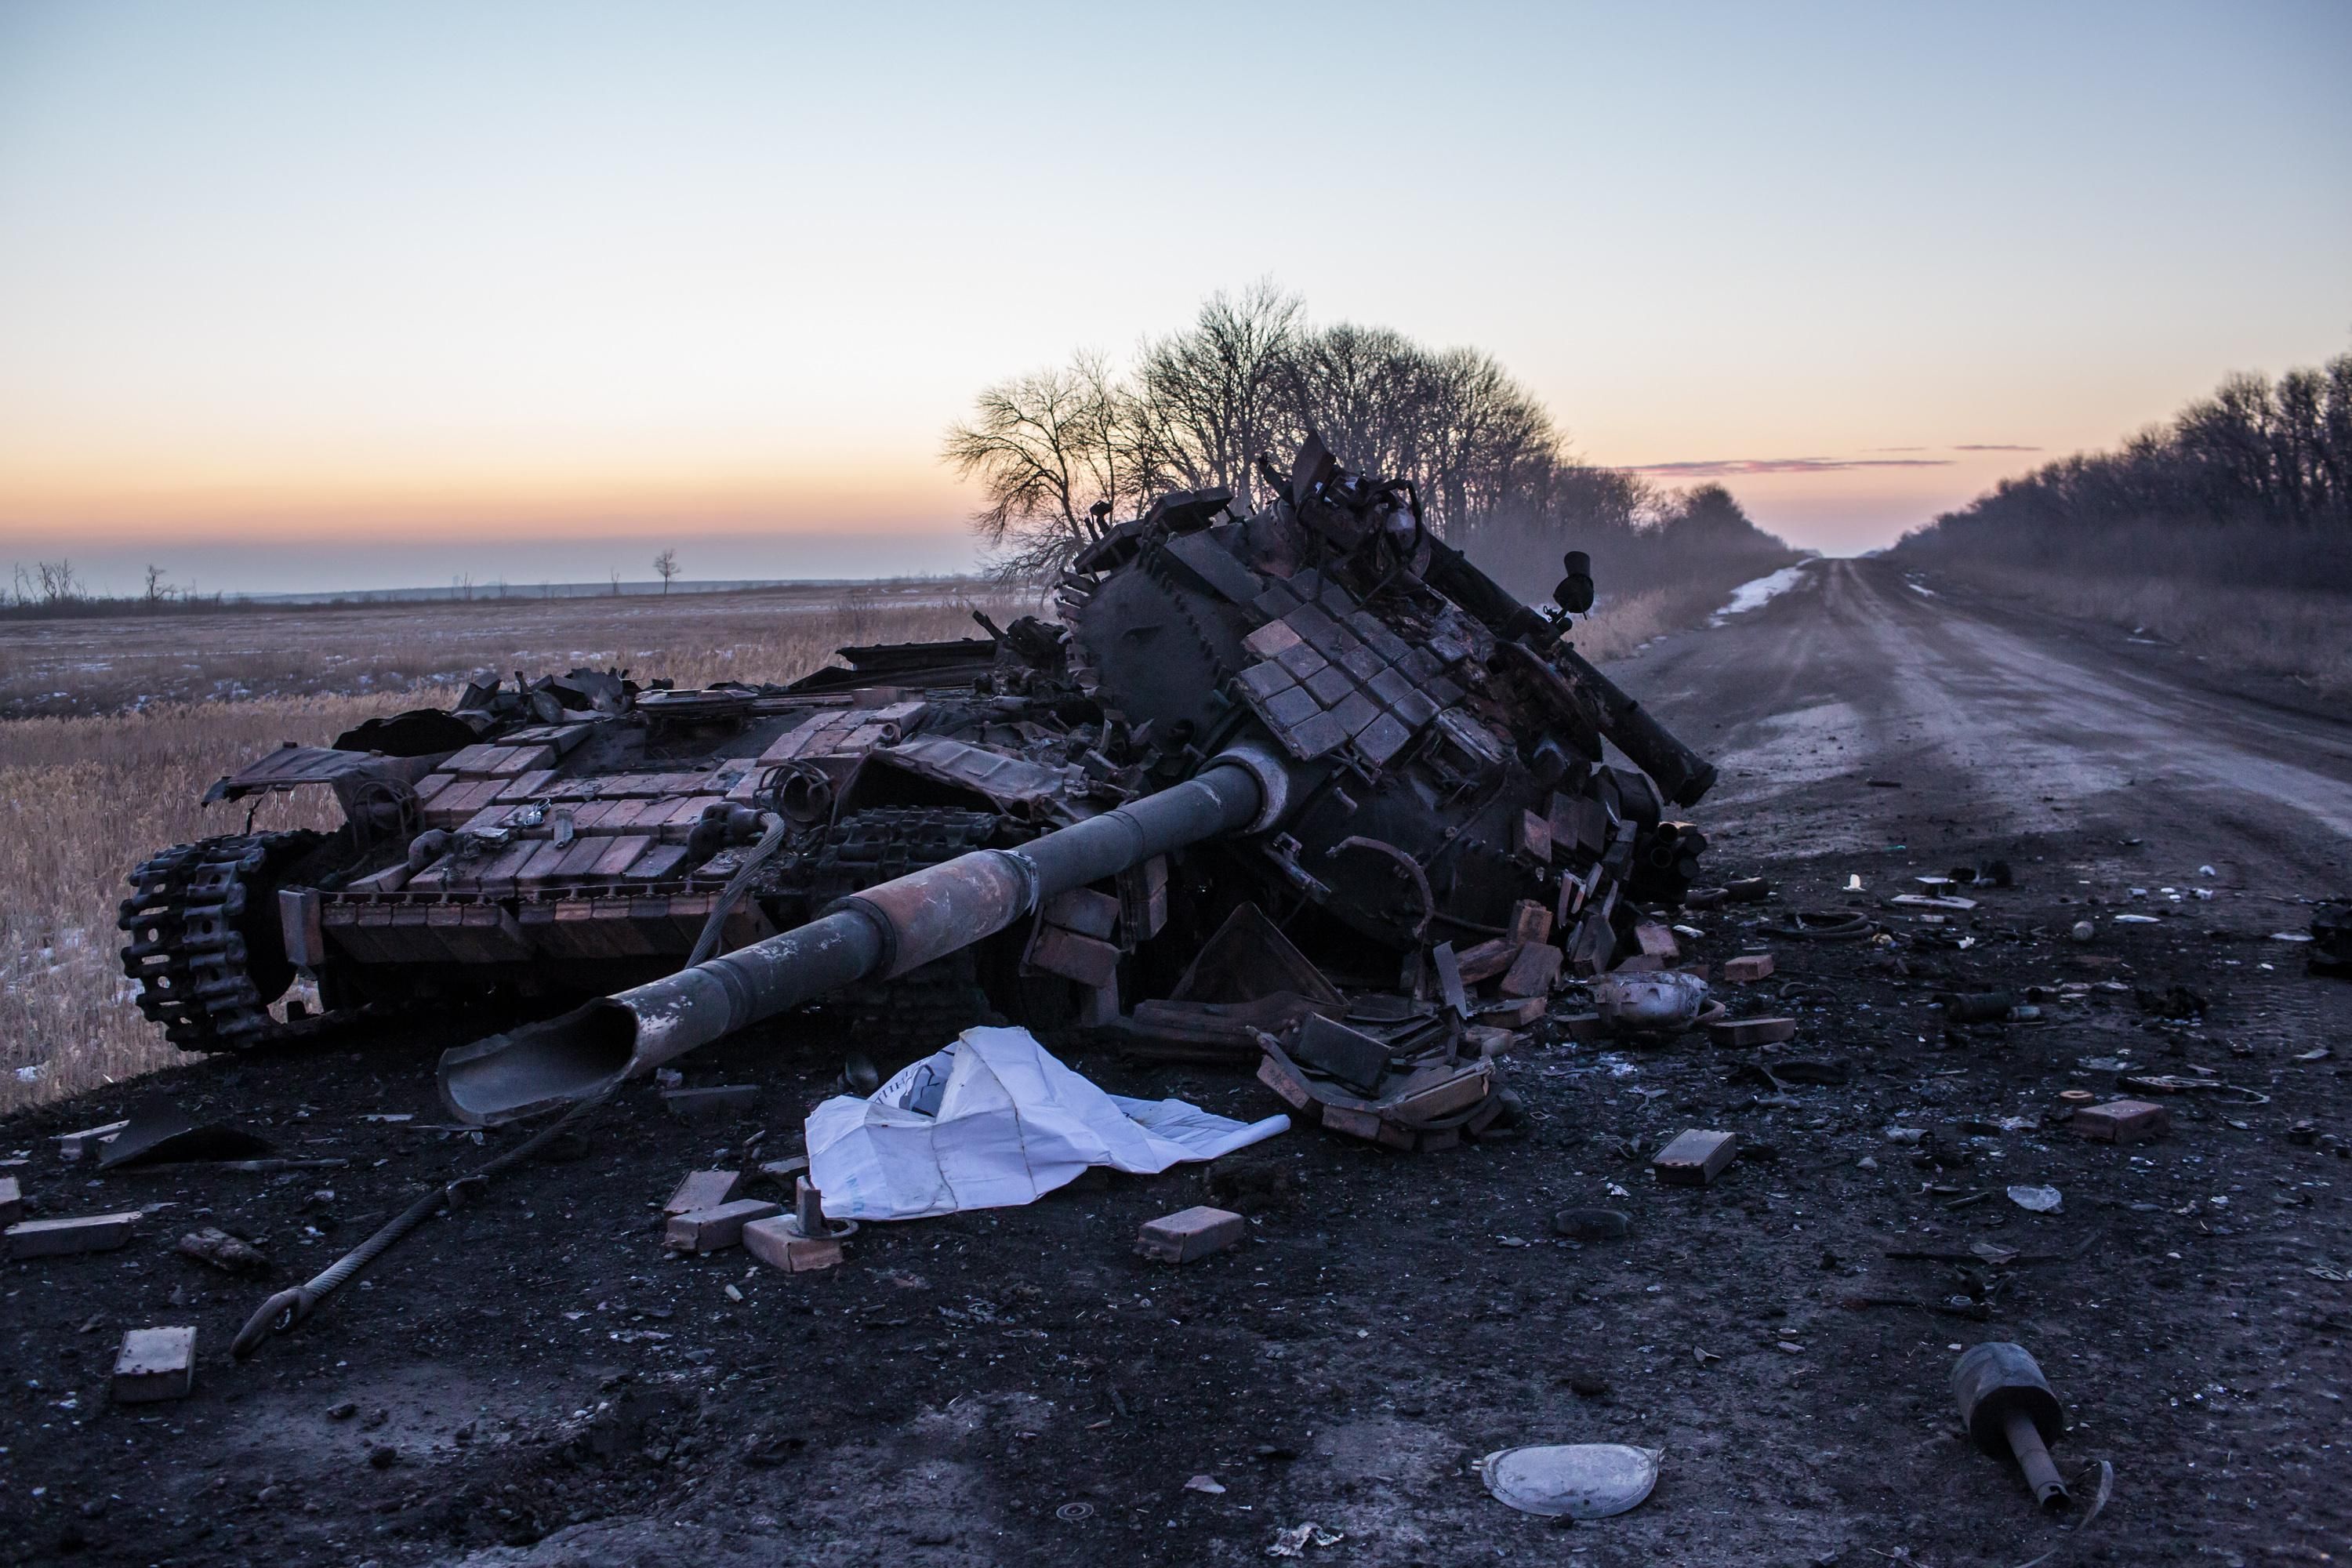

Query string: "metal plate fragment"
[1479, 1443, 1663, 1518]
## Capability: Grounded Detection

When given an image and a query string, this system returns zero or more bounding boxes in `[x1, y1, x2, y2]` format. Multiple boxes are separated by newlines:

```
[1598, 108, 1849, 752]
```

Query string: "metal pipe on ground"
[437, 750, 1287, 1125]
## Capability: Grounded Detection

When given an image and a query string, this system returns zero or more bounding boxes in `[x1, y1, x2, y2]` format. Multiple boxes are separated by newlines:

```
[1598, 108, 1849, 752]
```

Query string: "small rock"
[327, 1400, 358, 1421]
[176, 1227, 270, 1276]
[1551, 1207, 1632, 1241]
[366, 1445, 397, 1469]
[2071, 921, 2095, 942]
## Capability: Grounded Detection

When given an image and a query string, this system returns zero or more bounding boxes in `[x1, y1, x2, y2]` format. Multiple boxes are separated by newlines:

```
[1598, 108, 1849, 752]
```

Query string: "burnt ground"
[3, 557, 2349, 1568]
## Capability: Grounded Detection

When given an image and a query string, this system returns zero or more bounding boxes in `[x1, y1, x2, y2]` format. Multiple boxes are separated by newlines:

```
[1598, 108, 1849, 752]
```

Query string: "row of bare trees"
[1918, 354, 2352, 543]
[945, 285, 1667, 583]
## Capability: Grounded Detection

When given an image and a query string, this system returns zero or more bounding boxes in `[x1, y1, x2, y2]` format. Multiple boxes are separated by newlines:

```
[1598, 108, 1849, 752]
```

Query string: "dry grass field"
[0, 579, 1680, 1111]
[0, 578, 1010, 717]
[1950, 565, 2352, 698]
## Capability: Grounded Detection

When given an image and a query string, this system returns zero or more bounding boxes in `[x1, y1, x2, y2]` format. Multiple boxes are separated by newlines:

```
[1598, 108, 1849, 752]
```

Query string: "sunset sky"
[3, 2, 2347, 594]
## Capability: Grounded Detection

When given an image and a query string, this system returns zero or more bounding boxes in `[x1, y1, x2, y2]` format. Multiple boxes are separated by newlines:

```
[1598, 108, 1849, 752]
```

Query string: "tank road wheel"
[117, 831, 325, 1054]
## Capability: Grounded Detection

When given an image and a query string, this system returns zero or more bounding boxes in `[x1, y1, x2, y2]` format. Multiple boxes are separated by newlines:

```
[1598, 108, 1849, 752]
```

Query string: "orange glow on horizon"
[0, 456, 972, 543]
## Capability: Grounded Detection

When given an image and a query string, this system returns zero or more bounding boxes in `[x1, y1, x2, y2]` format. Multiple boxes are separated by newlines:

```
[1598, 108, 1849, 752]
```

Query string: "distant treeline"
[946, 283, 1795, 598]
[1899, 353, 2352, 593]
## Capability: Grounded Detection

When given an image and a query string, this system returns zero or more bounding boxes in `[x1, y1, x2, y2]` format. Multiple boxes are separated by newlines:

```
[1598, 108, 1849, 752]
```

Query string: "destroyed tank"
[119, 437, 1717, 1126]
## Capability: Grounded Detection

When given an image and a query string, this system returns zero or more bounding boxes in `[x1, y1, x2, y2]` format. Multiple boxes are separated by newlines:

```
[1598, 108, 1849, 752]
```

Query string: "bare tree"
[947, 285, 1659, 585]
[1128, 281, 1305, 509]
[943, 353, 1135, 583]
[142, 564, 172, 609]
[36, 560, 78, 604]
[653, 548, 681, 595]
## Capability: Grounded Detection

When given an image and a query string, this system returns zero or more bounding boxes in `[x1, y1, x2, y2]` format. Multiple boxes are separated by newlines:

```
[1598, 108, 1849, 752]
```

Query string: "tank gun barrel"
[437, 749, 1292, 1124]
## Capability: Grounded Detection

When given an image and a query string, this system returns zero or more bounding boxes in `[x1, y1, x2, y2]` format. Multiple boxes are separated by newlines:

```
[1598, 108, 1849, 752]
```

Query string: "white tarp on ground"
[805, 1025, 1290, 1221]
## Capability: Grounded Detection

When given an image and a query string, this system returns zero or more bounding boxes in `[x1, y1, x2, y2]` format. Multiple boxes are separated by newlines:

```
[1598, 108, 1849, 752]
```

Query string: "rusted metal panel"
[758, 711, 832, 762]
[1027, 925, 1120, 988]
[441, 743, 514, 775]
[590, 835, 653, 877]
[278, 889, 324, 969]
[493, 769, 559, 803]
[552, 838, 612, 878]
[592, 900, 661, 956]
[1041, 887, 1120, 941]
[514, 840, 574, 887]
[626, 844, 690, 881]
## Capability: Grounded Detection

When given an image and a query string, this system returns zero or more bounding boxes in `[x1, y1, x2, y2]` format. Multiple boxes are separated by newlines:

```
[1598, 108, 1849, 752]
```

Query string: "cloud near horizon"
[1624, 456, 1955, 477]
[1950, 443, 2044, 452]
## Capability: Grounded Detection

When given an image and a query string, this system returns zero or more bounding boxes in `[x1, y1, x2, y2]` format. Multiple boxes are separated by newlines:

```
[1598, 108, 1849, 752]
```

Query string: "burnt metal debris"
[1953, 1341, 2072, 1509]
[116, 437, 1719, 1134]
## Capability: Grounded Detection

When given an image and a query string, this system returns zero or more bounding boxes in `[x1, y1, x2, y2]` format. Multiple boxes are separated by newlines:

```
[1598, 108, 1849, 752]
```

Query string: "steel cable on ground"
[230, 1088, 611, 1359]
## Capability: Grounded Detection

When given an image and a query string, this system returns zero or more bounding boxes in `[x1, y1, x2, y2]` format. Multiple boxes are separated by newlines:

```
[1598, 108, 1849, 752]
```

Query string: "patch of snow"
[1710, 564, 1810, 626]
[1906, 580, 1937, 597]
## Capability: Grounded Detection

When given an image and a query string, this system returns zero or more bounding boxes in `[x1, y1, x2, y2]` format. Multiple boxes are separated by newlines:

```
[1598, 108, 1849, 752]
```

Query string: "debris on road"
[0, 1174, 18, 1224]
[1552, 1207, 1632, 1241]
[55, 1119, 128, 1163]
[1591, 971, 1711, 1036]
[1936, 990, 2016, 1024]
[177, 1226, 270, 1276]
[1953, 1342, 2071, 1509]
[2071, 1098, 2170, 1144]
[111, 1325, 198, 1404]
[94, 1098, 274, 1170]
[1705, 1014, 1797, 1047]
[2005, 1185, 2063, 1214]
[663, 1197, 782, 1254]
[1653, 1129, 1740, 1186]
[663, 1168, 744, 1215]
[742, 1184, 852, 1274]
[1269, 1522, 1346, 1556]
[1138, 1205, 1247, 1263]
[1479, 1443, 1662, 1519]
[1766, 909, 1875, 941]
[6, 1210, 140, 1258]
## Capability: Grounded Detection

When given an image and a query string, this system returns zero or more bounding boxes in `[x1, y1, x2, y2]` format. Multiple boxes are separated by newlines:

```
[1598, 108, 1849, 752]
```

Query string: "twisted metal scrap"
[230, 1090, 608, 1359]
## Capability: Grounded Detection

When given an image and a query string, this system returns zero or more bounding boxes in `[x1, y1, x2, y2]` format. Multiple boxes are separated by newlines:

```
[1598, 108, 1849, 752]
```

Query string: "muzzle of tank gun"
[436, 747, 1295, 1124]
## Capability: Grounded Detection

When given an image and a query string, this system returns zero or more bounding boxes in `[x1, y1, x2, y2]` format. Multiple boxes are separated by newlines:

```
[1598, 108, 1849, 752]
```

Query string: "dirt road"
[1630, 555, 2352, 865]
[2, 565, 2346, 1567]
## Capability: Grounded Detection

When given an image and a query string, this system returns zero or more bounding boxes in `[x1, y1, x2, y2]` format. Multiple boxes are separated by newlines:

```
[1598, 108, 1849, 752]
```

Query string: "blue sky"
[2, 1, 2347, 592]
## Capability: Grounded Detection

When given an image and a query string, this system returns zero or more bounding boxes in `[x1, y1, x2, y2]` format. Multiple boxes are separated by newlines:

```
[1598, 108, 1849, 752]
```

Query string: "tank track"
[801, 808, 1006, 906]
[118, 831, 326, 1054]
